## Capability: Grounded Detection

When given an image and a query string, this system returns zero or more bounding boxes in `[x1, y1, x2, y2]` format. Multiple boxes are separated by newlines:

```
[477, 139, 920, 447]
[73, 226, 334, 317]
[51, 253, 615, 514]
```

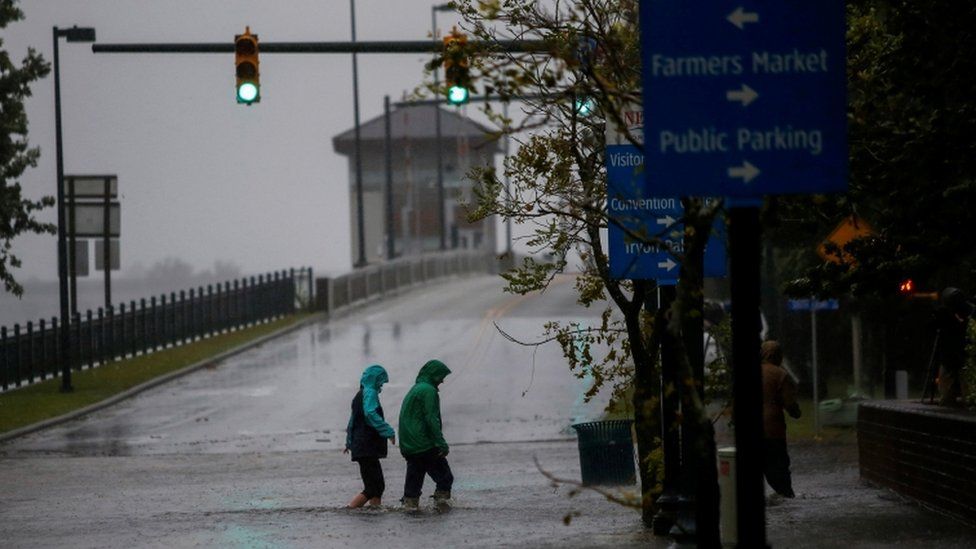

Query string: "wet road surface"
[3, 275, 607, 458]
[2, 275, 660, 548]
[3, 274, 976, 547]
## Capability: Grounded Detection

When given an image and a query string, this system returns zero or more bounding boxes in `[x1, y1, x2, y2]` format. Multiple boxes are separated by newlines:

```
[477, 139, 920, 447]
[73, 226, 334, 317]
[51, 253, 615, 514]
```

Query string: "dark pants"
[357, 458, 385, 499]
[403, 448, 454, 499]
[763, 438, 795, 498]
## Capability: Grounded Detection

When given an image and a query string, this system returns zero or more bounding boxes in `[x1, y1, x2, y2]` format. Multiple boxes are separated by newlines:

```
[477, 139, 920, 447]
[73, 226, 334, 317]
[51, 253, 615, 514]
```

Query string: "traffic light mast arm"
[93, 39, 547, 54]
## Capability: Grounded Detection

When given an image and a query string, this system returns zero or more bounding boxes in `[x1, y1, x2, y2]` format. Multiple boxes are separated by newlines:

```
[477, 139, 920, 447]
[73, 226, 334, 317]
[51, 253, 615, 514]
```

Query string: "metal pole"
[432, 7, 446, 251]
[670, 211, 707, 541]
[53, 27, 72, 393]
[93, 39, 548, 55]
[103, 177, 112, 309]
[851, 312, 863, 397]
[729, 204, 766, 548]
[503, 101, 512, 256]
[350, 0, 367, 268]
[811, 307, 820, 434]
[384, 95, 395, 260]
[68, 178, 77, 315]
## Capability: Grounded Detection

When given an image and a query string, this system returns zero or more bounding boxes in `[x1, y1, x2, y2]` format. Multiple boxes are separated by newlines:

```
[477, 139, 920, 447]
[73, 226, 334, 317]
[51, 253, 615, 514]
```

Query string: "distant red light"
[899, 279, 914, 294]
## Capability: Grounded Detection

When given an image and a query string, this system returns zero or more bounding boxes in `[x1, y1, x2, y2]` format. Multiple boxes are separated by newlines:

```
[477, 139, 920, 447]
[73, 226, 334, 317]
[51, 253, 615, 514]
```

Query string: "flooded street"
[2, 275, 658, 547]
[2, 275, 975, 547]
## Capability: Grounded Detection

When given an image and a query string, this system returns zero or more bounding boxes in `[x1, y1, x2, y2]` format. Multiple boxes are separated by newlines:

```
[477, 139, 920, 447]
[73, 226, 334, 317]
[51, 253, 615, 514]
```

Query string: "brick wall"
[858, 401, 976, 525]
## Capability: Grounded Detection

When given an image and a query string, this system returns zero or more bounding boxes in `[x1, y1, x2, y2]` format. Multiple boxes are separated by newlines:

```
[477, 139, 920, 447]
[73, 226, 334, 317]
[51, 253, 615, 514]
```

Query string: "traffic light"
[898, 278, 914, 295]
[235, 27, 260, 104]
[896, 278, 940, 300]
[574, 96, 596, 117]
[442, 28, 471, 105]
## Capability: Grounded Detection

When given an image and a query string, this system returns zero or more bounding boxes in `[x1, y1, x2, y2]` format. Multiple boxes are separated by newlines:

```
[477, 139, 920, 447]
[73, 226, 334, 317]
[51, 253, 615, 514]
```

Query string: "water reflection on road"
[3, 275, 608, 457]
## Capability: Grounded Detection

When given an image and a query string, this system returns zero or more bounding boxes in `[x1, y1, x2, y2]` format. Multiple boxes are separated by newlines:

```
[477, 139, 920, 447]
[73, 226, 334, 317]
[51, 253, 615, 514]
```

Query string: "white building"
[333, 104, 501, 265]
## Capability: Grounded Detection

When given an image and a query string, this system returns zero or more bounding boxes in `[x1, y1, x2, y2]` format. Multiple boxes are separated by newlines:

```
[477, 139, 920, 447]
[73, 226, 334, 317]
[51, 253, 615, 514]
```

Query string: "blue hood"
[360, 364, 389, 392]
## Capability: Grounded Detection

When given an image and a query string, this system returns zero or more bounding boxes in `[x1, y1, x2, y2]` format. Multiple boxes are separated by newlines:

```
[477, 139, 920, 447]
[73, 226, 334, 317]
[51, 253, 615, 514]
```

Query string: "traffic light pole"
[432, 5, 449, 251]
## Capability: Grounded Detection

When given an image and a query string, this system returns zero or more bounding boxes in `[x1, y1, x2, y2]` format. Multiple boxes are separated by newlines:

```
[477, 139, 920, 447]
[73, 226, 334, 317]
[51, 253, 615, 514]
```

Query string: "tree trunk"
[632, 339, 661, 527]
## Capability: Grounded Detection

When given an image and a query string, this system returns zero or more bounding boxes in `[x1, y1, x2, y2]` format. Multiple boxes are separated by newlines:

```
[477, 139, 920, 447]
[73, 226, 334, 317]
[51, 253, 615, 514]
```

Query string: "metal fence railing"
[316, 251, 497, 315]
[0, 267, 313, 391]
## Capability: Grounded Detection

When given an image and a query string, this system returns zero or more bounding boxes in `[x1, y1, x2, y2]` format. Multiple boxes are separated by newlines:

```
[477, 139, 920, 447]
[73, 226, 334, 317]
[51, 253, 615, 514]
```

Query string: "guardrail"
[316, 251, 498, 315]
[1, 251, 504, 392]
[0, 268, 312, 391]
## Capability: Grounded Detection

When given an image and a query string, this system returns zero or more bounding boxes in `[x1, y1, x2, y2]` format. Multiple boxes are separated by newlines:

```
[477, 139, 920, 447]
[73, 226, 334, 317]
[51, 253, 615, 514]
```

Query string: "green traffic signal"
[237, 82, 259, 104]
[574, 97, 596, 117]
[447, 85, 470, 105]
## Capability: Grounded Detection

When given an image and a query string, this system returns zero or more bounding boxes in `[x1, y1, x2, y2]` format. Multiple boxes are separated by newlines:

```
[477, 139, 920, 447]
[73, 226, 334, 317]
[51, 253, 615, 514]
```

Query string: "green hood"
[360, 364, 389, 392]
[398, 359, 451, 456]
[416, 359, 451, 386]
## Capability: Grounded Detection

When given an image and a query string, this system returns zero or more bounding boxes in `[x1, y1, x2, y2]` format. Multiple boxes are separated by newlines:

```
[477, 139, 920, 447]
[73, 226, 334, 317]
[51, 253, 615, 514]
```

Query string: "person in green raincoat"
[344, 364, 396, 508]
[398, 359, 453, 510]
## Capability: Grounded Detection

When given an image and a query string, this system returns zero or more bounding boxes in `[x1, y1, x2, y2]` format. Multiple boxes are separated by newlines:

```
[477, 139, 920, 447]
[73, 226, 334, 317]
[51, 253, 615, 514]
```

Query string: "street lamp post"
[53, 25, 96, 393]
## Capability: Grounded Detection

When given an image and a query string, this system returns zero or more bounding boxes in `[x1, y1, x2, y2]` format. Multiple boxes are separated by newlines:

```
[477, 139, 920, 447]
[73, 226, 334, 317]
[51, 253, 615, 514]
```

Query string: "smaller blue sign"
[787, 298, 839, 312]
[607, 144, 727, 281]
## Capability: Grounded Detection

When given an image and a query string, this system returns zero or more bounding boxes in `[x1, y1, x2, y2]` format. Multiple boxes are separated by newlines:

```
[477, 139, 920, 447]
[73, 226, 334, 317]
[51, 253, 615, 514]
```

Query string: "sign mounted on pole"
[72, 239, 90, 277]
[94, 239, 121, 271]
[640, 1, 847, 197]
[606, 103, 728, 281]
[71, 202, 121, 238]
[62, 175, 118, 199]
[817, 214, 875, 264]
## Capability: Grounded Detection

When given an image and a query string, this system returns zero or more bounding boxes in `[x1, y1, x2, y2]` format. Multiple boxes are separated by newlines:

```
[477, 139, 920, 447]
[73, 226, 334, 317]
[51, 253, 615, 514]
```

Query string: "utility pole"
[384, 95, 396, 260]
[350, 0, 367, 268]
[432, 3, 455, 251]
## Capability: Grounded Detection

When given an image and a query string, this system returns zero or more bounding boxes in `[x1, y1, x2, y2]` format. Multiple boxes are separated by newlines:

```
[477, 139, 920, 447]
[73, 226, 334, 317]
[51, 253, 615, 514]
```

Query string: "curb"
[0, 312, 326, 444]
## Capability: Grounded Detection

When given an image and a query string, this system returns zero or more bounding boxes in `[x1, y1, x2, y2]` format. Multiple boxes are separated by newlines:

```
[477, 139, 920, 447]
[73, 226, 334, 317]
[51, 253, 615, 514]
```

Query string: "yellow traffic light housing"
[235, 27, 260, 104]
[442, 28, 471, 105]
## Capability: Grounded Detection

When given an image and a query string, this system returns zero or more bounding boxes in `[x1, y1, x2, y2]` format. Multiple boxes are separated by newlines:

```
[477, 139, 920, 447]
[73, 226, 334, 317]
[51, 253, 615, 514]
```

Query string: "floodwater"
[2, 275, 974, 547]
[1, 275, 661, 548]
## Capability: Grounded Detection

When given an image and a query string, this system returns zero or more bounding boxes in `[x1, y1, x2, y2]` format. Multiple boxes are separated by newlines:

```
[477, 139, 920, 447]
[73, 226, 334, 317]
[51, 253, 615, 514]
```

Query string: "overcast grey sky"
[5, 0, 490, 281]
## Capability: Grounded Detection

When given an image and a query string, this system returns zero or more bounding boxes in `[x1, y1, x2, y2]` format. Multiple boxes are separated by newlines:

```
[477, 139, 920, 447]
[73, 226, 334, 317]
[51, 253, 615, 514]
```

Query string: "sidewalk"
[765, 437, 976, 548]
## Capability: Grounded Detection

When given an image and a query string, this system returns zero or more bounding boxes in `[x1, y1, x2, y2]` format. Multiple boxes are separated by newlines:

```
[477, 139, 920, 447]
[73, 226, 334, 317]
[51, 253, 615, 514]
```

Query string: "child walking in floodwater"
[344, 364, 396, 508]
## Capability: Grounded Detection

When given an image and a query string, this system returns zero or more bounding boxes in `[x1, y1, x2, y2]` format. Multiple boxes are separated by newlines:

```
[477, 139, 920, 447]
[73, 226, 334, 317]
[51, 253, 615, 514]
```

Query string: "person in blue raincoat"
[344, 364, 396, 507]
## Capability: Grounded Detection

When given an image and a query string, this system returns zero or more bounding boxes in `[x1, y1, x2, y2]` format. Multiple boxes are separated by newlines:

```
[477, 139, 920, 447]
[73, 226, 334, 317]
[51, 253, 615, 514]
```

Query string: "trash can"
[571, 420, 636, 486]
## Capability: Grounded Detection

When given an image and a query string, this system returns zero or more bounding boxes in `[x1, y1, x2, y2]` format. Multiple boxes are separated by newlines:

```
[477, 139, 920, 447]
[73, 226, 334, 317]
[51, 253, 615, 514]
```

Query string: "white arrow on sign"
[727, 6, 759, 30]
[656, 214, 677, 226]
[728, 160, 761, 183]
[658, 258, 678, 272]
[726, 83, 759, 107]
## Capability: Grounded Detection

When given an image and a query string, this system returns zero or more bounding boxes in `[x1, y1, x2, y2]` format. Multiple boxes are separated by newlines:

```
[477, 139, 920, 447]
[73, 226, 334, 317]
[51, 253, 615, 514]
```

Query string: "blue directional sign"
[607, 135, 727, 281]
[639, 1, 846, 197]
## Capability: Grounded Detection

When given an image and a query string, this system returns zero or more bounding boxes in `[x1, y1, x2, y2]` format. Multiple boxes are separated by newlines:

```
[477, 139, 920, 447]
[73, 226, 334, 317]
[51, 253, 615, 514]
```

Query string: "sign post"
[64, 175, 120, 311]
[606, 103, 728, 536]
[788, 298, 840, 435]
[640, 2, 847, 546]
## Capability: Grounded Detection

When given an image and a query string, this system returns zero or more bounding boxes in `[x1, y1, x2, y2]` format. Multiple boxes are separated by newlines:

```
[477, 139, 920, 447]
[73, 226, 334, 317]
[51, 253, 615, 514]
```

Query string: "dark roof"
[332, 104, 501, 155]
